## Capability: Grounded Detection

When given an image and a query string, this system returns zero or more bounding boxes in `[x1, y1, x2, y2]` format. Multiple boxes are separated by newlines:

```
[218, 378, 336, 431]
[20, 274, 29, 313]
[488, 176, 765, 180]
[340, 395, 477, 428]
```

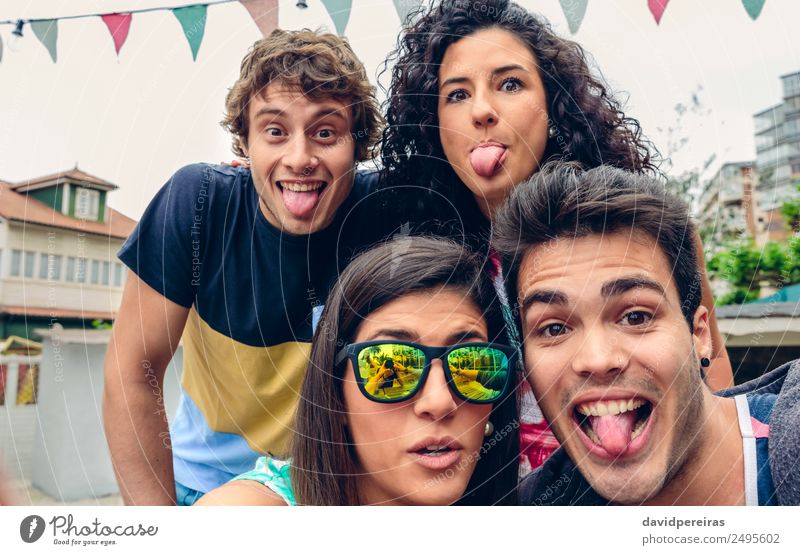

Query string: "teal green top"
[232, 456, 296, 506]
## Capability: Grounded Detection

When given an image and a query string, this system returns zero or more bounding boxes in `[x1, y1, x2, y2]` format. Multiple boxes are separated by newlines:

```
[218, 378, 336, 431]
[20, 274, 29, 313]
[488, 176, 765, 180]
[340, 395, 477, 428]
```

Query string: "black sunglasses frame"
[335, 340, 516, 404]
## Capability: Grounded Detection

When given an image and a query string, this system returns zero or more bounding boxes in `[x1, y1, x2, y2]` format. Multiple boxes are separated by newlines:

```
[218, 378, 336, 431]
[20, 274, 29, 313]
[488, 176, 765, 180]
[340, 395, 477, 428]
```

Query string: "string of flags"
[0, 0, 771, 64]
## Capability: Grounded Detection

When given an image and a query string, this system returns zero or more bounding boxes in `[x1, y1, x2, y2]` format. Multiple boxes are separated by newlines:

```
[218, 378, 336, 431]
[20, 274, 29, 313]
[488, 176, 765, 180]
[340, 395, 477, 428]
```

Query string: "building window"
[39, 253, 61, 280]
[16, 364, 39, 405]
[24, 251, 35, 278]
[91, 260, 100, 284]
[75, 187, 100, 220]
[66, 257, 76, 282]
[114, 263, 124, 287]
[102, 261, 110, 285]
[11, 249, 22, 277]
[76, 257, 88, 283]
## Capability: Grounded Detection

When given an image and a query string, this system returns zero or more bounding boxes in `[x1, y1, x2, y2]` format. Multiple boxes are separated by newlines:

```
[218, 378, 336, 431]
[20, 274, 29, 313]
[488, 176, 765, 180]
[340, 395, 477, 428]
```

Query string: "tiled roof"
[0, 180, 136, 239]
[10, 167, 117, 191]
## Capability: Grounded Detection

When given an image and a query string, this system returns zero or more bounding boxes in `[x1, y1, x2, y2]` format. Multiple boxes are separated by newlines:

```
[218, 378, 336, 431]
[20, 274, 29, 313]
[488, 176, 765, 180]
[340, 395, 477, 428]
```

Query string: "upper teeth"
[425, 445, 447, 451]
[281, 181, 324, 192]
[577, 399, 645, 417]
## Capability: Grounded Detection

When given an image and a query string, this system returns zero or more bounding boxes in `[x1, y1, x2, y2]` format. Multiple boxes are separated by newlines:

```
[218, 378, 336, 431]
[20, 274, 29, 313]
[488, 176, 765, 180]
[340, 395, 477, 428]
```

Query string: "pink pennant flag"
[239, 0, 279, 37]
[648, 0, 669, 25]
[101, 13, 132, 55]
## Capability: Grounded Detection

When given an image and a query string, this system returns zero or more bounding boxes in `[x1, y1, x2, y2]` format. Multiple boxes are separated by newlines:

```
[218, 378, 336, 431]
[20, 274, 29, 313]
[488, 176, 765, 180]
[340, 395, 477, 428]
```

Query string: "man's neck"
[645, 394, 745, 506]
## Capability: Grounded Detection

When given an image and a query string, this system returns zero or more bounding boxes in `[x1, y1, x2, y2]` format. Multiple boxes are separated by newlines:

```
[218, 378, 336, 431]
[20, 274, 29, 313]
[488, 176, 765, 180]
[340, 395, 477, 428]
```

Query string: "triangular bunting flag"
[101, 13, 133, 55]
[239, 0, 279, 37]
[648, 0, 669, 25]
[392, 0, 422, 24]
[31, 19, 58, 62]
[558, 0, 588, 34]
[0, 34, 3, 63]
[321, 0, 352, 36]
[173, 5, 207, 61]
[742, 0, 766, 20]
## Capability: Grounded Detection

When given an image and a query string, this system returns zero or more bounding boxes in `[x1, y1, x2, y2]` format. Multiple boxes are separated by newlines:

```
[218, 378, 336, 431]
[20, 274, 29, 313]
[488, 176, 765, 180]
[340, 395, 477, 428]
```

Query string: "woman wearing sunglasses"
[198, 236, 519, 505]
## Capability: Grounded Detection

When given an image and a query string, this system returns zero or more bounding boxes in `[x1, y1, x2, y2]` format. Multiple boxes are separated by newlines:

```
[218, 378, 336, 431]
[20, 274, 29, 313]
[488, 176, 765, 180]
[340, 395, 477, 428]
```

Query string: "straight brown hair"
[291, 236, 520, 505]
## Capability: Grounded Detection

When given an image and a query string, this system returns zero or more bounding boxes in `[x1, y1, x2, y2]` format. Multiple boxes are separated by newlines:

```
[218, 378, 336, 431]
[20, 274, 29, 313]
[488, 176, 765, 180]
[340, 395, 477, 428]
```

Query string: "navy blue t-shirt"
[118, 163, 378, 492]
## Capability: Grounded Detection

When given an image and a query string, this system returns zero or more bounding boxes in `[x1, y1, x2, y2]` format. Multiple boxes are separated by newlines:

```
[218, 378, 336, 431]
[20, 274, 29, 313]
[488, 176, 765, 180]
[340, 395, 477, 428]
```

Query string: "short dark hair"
[492, 163, 702, 327]
[291, 236, 519, 505]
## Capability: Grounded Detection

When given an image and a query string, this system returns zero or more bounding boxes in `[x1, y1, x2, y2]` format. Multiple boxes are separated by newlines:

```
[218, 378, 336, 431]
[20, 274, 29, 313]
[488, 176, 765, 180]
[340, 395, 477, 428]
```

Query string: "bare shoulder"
[195, 480, 287, 506]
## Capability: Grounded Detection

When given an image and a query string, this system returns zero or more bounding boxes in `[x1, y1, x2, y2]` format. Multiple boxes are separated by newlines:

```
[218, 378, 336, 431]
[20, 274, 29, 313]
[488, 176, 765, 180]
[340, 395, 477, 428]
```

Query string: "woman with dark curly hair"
[363, 0, 733, 471]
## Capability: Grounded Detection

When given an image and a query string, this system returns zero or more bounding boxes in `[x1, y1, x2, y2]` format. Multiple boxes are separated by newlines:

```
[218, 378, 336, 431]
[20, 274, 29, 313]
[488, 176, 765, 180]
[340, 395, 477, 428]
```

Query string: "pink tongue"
[469, 146, 506, 177]
[281, 188, 321, 218]
[589, 412, 637, 456]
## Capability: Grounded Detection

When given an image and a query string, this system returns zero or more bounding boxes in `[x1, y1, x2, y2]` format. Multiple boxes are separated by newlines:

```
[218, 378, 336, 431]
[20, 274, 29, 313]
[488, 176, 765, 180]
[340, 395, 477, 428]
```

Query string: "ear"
[691, 305, 712, 361]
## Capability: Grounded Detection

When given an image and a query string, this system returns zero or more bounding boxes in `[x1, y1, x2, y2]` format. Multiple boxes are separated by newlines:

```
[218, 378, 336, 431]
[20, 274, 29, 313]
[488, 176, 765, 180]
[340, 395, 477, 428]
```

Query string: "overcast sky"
[1, 0, 799, 220]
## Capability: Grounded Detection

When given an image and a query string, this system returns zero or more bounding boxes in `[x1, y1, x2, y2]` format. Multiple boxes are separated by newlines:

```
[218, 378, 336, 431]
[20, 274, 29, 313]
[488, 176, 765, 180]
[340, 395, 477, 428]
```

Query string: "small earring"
[548, 126, 557, 138]
[700, 357, 711, 368]
[484, 421, 494, 437]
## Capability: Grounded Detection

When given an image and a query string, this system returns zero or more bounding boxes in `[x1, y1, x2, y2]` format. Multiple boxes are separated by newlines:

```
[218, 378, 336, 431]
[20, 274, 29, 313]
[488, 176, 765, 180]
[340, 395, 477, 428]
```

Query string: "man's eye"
[539, 323, 568, 338]
[265, 127, 284, 137]
[316, 129, 335, 139]
[620, 311, 652, 326]
[445, 89, 469, 103]
[500, 78, 522, 92]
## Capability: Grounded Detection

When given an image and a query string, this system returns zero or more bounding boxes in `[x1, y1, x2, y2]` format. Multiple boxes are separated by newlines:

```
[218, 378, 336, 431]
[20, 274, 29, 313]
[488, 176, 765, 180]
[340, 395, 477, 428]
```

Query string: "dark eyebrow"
[310, 107, 347, 122]
[520, 289, 569, 313]
[365, 329, 417, 342]
[252, 107, 284, 121]
[446, 330, 486, 344]
[440, 64, 528, 89]
[601, 276, 666, 299]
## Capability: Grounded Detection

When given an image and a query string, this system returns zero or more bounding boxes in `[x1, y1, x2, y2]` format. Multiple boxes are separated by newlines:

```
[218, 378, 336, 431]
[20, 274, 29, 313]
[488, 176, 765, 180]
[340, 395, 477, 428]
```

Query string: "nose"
[413, 359, 458, 420]
[471, 87, 498, 128]
[570, 324, 627, 380]
[282, 134, 318, 175]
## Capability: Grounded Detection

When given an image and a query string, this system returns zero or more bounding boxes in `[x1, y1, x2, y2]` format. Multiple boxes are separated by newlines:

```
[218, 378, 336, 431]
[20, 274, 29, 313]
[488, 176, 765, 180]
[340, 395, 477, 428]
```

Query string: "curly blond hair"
[222, 29, 382, 161]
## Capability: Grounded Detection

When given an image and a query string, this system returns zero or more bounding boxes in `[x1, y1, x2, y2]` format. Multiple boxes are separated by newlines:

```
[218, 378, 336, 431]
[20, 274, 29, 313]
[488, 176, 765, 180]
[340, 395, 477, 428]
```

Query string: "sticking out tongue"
[589, 412, 637, 456]
[281, 187, 322, 218]
[469, 145, 506, 177]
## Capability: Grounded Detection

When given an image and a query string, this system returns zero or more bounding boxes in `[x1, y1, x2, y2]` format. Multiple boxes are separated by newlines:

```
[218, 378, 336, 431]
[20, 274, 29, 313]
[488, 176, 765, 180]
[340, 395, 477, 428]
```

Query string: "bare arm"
[694, 231, 734, 390]
[103, 271, 189, 505]
[196, 480, 287, 506]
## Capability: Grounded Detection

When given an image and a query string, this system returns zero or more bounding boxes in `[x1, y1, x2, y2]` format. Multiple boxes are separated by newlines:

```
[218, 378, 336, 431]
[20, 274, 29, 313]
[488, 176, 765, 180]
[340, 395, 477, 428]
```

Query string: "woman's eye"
[500, 78, 522, 92]
[445, 89, 469, 103]
[539, 323, 568, 338]
[620, 311, 652, 327]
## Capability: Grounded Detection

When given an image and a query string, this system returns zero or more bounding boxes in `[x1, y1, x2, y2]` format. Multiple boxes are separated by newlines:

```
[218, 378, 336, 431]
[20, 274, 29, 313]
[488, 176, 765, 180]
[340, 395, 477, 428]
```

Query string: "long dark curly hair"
[368, 0, 659, 241]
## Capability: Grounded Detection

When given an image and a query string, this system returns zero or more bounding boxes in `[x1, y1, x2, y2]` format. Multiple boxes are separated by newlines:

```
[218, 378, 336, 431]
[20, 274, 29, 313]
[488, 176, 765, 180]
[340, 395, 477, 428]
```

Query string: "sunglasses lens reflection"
[447, 346, 508, 402]
[357, 344, 424, 401]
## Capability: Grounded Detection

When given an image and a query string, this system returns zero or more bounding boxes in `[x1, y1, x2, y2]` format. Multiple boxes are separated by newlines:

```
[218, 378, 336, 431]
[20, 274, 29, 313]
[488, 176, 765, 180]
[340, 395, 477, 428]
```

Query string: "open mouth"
[415, 444, 456, 457]
[573, 398, 654, 459]
[276, 180, 328, 218]
[408, 438, 463, 471]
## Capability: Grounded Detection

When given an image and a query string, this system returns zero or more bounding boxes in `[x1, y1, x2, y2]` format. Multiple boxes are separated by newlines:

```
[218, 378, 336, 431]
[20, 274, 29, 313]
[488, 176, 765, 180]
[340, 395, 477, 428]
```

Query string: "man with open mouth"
[493, 163, 800, 506]
[103, 29, 382, 505]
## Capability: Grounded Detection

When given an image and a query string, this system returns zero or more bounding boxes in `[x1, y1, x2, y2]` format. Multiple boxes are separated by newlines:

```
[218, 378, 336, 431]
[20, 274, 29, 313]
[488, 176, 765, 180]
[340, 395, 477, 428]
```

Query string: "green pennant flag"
[392, 0, 422, 24]
[558, 0, 588, 34]
[31, 19, 58, 63]
[321, 0, 352, 36]
[173, 5, 207, 61]
[742, 0, 766, 20]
